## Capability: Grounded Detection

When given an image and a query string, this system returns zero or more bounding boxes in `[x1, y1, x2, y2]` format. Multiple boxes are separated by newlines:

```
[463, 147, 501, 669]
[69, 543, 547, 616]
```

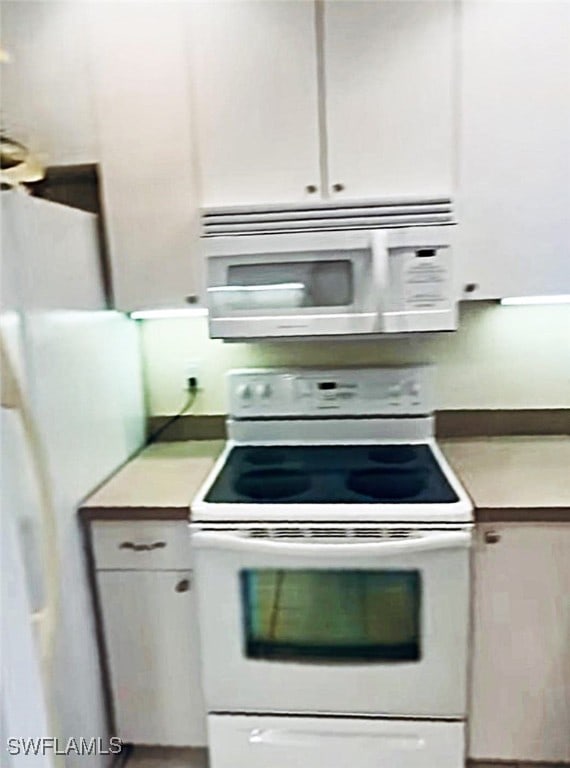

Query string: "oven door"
[192, 527, 471, 718]
[206, 231, 385, 338]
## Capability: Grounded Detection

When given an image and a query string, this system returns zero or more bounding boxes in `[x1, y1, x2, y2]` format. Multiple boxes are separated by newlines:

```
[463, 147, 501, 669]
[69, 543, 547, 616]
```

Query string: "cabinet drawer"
[209, 715, 465, 768]
[92, 521, 191, 570]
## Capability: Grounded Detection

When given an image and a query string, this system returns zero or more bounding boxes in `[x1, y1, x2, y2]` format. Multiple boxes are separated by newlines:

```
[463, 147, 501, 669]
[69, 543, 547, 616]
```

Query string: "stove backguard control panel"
[228, 366, 435, 419]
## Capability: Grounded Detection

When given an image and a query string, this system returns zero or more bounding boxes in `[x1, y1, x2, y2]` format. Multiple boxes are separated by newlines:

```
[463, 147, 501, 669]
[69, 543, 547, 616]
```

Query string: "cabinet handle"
[185, 294, 199, 305]
[175, 578, 191, 593]
[464, 283, 479, 294]
[119, 541, 167, 552]
[331, 183, 345, 192]
[484, 530, 501, 544]
[305, 184, 318, 194]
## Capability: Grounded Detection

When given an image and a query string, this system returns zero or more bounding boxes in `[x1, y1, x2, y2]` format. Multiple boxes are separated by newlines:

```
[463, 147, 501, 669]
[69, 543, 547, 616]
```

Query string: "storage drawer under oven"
[208, 715, 465, 768]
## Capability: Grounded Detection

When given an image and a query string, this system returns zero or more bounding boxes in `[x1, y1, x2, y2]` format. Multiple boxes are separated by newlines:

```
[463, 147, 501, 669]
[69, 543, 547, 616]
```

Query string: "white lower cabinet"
[208, 715, 464, 768]
[470, 524, 570, 762]
[93, 520, 206, 747]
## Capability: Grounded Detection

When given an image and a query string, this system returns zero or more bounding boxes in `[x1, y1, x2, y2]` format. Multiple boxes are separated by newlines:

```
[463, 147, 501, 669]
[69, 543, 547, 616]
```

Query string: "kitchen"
[1, 2, 569, 768]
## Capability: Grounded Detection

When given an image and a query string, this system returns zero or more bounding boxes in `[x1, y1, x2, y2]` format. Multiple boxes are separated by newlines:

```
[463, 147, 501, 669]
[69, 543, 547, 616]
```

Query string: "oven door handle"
[248, 726, 424, 748]
[191, 530, 471, 557]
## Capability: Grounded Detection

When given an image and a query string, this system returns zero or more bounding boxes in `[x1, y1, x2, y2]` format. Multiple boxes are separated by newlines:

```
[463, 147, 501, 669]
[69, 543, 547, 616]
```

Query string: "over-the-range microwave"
[205, 225, 457, 341]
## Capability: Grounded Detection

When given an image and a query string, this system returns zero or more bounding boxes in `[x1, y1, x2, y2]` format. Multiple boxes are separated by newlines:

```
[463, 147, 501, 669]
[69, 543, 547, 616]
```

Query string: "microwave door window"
[240, 569, 421, 663]
[310, 261, 353, 306]
[223, 258, 355, 311]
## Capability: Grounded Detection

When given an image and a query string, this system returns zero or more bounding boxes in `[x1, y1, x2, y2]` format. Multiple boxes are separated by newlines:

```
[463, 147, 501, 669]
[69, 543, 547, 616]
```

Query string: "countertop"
[440, 435, 570, 521]
[80, 440, 224, 520]
[80, 436, 570, 523]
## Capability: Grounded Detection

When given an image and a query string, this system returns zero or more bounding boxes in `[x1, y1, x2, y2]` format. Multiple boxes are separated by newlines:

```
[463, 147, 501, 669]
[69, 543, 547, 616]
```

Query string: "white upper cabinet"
[1, 1, 98, 165]
[190, 0, 457, 209]
[457, 1, 570, 299]
[89, 3, 202, 311]
[189, 1, 321, 208]
[323, 0, 457, 201]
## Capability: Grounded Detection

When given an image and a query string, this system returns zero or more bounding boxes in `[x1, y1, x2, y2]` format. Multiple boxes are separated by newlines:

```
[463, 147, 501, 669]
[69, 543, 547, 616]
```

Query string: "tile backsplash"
[139, 303, 570, 416]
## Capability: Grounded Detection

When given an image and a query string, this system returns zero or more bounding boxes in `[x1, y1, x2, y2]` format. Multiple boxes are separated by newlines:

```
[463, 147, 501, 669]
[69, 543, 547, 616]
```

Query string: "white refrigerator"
[1, 190, 146, 766]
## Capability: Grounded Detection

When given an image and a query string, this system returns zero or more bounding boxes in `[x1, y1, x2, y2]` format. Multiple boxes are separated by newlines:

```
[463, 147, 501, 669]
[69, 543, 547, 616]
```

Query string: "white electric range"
[191, 366, 473, 768]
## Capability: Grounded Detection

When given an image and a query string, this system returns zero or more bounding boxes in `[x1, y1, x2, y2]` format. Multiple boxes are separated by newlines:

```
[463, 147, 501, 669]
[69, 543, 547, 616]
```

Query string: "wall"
[140, 303, 570, 415]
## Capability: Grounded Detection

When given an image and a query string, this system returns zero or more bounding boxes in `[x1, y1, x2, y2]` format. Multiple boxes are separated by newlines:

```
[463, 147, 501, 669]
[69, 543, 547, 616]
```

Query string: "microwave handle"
[208, 282, 306, 294]
[191, 530, 471, 557]
[370, 231, 390, 331]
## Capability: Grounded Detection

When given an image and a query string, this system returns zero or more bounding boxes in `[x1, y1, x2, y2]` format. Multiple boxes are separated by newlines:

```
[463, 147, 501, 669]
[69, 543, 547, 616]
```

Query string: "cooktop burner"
[235, 469, 311, 501]
[204, 445, 459, 504]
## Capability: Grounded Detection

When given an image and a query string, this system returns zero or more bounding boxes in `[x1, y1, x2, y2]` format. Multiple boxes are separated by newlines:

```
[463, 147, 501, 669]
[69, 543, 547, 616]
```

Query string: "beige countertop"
[81, 435, 570, 522]
[440, 435, 570, 521]
[80, 440, 224, 520]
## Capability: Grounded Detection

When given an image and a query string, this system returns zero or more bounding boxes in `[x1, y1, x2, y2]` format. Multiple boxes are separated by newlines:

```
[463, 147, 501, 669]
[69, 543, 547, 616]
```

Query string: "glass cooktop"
[204, 444, 459, 504]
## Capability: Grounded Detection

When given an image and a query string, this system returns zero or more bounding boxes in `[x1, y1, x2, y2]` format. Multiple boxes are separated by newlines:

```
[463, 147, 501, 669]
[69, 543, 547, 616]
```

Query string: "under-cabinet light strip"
[129, 308, 208, 320]
[500, 295, 570, 306]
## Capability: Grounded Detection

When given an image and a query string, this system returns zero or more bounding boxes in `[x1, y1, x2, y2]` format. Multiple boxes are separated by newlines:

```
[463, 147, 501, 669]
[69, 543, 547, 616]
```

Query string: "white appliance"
[1, 414, 53, 768]
[191, 366, 473, 768]
[1, 190, 145, 768]
[203, 199, 457, 340]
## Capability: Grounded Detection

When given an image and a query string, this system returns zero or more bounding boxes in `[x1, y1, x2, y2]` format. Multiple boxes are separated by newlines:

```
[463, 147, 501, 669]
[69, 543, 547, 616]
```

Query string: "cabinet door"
[470, 524, 570, 762]
[2, 193, 105, 311]
[89, 4, 202, 311]
[1, 1, 98, 164]
[457, 1, 570, 299]
[323, 1, 456, 200]
[97, 570, 206, 746]
[189, 1, 321, 207]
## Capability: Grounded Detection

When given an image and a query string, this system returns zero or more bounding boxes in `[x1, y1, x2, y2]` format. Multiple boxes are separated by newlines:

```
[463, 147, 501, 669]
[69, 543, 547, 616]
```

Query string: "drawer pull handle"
[175, 578, 191, 593]
[119, 541, 167, 552]
[484, 530, 501, 545]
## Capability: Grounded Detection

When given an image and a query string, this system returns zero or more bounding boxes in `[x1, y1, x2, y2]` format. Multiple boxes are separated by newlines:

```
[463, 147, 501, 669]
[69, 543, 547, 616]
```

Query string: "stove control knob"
[237, 383, 253, 400]
[409, 381, 420, 397]
[388, 385, 402, 398]
[256, 383, 272, 399]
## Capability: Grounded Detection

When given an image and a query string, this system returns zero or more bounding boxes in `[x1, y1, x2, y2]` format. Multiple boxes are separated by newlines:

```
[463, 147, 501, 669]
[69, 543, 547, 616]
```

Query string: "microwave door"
[207, 247, 378, 338]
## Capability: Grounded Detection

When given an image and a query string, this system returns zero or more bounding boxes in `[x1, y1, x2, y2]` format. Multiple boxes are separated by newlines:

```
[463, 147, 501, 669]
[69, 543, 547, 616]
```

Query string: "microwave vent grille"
[201, 197, 455, 237]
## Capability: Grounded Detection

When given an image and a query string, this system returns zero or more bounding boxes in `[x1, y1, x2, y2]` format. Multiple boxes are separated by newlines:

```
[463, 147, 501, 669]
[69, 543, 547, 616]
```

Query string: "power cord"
[147, 385, 198, 444]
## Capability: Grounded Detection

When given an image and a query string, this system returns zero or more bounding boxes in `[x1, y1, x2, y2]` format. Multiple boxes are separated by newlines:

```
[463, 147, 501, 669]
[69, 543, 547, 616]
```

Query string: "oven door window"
[240, 569, 421, 663]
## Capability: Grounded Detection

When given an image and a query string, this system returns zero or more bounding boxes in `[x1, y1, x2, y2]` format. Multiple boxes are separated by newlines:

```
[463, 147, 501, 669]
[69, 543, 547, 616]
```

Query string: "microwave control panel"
[228, 366, 434, 418]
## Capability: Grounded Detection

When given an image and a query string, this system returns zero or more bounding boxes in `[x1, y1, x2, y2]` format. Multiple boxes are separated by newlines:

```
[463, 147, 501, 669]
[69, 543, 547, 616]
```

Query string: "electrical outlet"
[186, 360, 201, 391]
